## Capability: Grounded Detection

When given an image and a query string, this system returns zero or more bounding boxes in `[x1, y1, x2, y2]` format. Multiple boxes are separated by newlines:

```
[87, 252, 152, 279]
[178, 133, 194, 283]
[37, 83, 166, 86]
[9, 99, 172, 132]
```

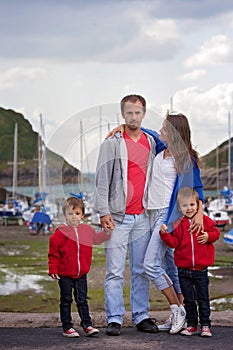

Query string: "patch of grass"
[0, 235, 232, 313]
[214, 256, 233, 266]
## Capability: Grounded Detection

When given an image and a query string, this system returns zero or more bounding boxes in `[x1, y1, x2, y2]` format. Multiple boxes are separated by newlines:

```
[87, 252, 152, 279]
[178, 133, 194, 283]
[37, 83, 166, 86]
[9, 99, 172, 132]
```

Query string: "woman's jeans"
[104, 213, 151, 325]
[59, 275, 92, 331]
[144, 208, 181, 293]
[178, 267, 211, 327]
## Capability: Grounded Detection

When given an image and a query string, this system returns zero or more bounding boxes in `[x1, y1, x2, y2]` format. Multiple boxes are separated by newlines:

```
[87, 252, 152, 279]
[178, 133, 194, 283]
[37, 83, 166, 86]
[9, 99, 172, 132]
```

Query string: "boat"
[22, 115, 58, 227]
[0, 124, 28, 225]
[207, 209, 231, 228]
[205, 196, 231, 228]
[26, 205, 53, 234]
[223, 228, 233, 249]
[204, 112, 233, 229]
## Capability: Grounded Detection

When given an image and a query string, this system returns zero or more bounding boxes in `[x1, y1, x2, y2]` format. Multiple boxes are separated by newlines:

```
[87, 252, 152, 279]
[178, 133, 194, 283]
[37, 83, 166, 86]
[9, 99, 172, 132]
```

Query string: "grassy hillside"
[0, 107, 38, 168]
[0, 107, 80, 187]
[201, 139, 233, 191]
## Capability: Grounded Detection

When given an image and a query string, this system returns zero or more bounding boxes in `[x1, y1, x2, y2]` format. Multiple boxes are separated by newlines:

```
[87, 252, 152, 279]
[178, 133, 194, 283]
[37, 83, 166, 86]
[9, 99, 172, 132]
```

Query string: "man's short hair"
[120, 94, 146, 114]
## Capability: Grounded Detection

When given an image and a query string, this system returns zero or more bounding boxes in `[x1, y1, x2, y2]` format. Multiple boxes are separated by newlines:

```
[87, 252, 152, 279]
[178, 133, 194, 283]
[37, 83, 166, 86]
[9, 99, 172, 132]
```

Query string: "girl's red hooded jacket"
[48, 223, 110, 278]
[160, 215, 220, 271]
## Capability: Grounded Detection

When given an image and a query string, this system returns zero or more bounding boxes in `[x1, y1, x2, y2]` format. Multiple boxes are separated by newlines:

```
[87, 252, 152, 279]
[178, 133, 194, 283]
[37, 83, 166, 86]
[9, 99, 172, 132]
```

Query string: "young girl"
[160, 187, 220, 337]
[48, 196, 112, 337]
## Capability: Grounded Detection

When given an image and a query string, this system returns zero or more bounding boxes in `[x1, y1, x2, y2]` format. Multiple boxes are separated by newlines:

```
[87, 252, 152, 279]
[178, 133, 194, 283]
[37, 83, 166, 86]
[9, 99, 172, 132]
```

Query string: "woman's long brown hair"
[165, 112, 201, 174]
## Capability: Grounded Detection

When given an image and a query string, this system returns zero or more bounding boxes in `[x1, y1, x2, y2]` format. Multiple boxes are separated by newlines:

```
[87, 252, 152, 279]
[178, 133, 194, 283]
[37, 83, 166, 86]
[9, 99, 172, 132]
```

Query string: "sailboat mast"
[80, 120, 83, 188]
[38, 114, 47, 194]
[228, 111, 231, 190]
[216, 142, 219, 195]
[38, 116, 42, 193]
[12, 123, 18, 198]
[170, 97, 173, 112]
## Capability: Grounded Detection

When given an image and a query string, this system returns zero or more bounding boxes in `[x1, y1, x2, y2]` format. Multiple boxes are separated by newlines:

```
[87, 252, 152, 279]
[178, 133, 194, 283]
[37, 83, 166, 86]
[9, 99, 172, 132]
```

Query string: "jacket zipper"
[191, 233, 195, 269]
[74, 227, 80, 276]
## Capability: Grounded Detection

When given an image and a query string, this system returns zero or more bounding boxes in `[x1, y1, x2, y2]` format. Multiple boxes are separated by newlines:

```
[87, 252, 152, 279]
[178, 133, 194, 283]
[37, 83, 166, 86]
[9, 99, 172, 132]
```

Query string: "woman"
[142, 113, 203, 334]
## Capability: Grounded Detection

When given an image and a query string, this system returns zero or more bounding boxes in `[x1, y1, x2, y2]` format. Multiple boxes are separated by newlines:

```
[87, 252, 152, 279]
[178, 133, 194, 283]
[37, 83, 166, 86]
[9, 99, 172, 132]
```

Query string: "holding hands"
[160, 224, 168, 234]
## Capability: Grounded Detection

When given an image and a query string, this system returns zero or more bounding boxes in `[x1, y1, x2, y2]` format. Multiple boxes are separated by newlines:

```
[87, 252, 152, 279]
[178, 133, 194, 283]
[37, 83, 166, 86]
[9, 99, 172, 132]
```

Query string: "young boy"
[48, 196, 113, 337]
[160, 187, 220, 337]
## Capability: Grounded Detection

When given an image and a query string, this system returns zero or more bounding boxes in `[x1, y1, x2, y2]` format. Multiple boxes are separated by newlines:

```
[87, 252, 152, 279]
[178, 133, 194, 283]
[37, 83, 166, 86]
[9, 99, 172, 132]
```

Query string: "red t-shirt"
[124, 131, 150, 214]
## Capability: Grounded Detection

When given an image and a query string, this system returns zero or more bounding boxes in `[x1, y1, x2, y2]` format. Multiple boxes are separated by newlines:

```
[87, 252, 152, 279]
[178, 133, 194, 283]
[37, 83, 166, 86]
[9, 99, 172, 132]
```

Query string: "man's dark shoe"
[106, 322, 121, 336]
[136, 318, 159, 333]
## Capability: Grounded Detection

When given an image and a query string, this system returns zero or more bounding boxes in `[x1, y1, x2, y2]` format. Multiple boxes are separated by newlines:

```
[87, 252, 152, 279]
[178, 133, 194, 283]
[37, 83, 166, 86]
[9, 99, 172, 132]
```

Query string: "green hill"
[201, 138, 233, 191]
[0, 107, 80, 187]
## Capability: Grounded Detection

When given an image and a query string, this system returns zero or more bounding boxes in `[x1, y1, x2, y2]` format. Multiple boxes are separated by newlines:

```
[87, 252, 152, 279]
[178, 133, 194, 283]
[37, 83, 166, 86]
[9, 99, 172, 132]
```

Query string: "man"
[94, 94, 158, 336]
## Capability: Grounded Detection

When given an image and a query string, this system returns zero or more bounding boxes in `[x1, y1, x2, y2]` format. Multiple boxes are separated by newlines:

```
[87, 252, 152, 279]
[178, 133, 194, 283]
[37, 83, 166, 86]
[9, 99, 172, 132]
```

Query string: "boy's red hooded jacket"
[48, 223, 110, 278]
[160, 215, 220, 271]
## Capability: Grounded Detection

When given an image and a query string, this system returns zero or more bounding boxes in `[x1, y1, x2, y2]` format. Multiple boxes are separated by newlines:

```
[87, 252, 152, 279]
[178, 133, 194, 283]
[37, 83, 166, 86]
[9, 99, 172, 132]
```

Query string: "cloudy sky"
[1, 0, 233, 171]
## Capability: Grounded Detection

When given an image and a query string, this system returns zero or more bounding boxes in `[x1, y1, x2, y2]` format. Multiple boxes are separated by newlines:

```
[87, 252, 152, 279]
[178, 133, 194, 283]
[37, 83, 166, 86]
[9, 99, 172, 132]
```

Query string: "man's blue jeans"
[104, 213, 151, 325]
[178, 267, 211, 327]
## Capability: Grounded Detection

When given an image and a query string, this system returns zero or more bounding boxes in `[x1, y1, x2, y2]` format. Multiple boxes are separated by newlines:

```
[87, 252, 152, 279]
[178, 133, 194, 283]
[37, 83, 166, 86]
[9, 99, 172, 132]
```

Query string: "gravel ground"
[0, 310, 233, 328]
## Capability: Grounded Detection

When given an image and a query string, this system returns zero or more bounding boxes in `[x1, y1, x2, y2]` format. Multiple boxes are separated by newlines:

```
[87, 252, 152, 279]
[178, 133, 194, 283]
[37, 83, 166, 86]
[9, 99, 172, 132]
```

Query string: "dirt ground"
[0, 221, 233, 328]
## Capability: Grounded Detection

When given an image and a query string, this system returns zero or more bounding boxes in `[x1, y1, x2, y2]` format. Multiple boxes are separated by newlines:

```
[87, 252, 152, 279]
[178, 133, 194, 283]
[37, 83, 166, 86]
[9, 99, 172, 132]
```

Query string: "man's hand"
[100, 215, 115, 230]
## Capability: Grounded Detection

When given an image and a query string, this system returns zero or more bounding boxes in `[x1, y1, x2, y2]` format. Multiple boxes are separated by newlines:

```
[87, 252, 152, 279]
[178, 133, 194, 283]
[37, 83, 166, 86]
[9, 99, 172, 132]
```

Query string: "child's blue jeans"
[59, 274, 92, 331]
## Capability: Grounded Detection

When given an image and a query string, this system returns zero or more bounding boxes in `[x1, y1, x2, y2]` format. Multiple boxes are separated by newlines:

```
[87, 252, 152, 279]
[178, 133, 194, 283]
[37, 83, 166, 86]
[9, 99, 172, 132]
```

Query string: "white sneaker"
[158, 314, 173, 331]
[169, 304, 186, 334]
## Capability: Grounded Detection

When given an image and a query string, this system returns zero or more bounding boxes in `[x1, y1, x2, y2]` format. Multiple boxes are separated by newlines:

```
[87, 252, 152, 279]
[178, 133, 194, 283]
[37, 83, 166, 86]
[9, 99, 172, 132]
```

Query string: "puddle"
[208, 266, 224, 279]
[210, 297, 233, 311]
[0, 267, 49, 295]
[0, 245, 30, 256]
[208, 266, 232, 279]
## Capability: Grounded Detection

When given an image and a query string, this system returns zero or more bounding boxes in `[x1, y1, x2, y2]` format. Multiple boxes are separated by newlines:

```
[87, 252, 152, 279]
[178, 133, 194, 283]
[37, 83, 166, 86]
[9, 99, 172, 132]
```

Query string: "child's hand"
[197, 230, 209, 244]
[104, 221, 115, 235]
[50, 274, 60, 280]
[160, 224, 168, 234]
[104, 228, 114, 235]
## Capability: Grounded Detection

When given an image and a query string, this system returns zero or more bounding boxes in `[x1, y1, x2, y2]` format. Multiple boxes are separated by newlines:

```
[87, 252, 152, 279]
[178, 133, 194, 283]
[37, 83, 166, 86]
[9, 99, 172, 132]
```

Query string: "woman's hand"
[189, 200, 203, 234]
[197, 230, 209, 244]
[105, 124, 125, 139]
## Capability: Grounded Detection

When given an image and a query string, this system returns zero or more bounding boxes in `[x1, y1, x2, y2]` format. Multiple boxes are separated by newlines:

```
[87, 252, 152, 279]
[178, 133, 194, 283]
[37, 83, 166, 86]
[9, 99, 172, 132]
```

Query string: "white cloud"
[0, 0, 233, 165]
[142, 19, 179, 42]
[185, 35, 233, 68]
[168, 83, 233, 155]
[0, 67, 46, 89]
[179, 69, 206, 81]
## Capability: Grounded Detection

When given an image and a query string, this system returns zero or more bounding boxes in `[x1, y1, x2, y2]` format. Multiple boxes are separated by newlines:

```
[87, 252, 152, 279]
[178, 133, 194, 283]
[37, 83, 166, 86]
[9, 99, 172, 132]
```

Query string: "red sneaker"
[201, 326, 212, 337]
[63, 328, 79, 337]
[180, 326, 198, 336]
[84, 326, 99, 336]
